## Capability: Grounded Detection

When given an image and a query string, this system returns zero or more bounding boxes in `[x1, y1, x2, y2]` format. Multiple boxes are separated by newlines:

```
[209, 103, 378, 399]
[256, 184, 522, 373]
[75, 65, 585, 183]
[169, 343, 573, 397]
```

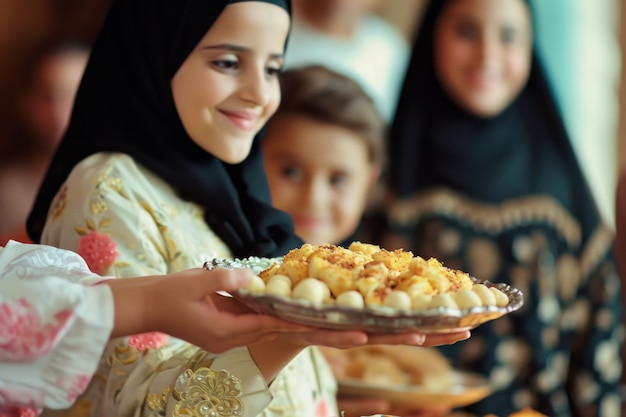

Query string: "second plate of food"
[338, 370, 491, 409]
[322, 345, 491, 410]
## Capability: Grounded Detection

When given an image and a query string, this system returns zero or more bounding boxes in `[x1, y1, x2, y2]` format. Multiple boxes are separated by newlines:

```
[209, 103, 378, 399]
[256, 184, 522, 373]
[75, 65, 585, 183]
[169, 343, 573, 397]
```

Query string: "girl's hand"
[275, 327, 470, 350]
[110, 267, 311, 353]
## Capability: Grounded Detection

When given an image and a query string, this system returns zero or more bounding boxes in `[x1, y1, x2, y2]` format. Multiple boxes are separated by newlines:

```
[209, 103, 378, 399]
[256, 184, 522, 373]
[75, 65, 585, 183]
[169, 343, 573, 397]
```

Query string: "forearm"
[248, 336, 306, 383]
[106, 275, 162, 338]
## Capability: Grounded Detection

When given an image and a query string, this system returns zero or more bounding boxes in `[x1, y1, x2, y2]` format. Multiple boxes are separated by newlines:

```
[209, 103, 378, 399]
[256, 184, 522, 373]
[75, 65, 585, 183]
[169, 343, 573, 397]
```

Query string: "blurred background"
[0, 0, 623, 235]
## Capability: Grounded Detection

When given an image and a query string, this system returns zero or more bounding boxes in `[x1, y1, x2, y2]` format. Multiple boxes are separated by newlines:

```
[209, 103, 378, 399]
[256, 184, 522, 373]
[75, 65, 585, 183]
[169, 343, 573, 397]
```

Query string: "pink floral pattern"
[0, 298, 73, 362]
[0, 382, 44, 410]
[315, 398, 332, 417]
[57, 374, 91, 404]
[0, 407, 41, 417]
[128, 332, 168, 352]
[76, 231, 119, 274]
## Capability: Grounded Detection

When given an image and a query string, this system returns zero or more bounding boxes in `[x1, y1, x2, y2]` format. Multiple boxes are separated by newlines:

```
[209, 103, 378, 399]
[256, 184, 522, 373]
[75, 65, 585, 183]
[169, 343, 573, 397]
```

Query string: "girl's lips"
[220, 110, 258, 131]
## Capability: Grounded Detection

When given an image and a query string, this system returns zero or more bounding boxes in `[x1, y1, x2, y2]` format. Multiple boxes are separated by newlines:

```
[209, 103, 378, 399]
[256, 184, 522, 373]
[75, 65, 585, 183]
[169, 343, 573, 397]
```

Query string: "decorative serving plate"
[204, 257, 524, 334]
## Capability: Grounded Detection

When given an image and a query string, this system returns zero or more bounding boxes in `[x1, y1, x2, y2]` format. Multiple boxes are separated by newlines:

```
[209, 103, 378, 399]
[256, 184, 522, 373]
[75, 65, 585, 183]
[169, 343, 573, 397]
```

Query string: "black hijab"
[27, 0, 303, 258]
[389, 0, 602, 240]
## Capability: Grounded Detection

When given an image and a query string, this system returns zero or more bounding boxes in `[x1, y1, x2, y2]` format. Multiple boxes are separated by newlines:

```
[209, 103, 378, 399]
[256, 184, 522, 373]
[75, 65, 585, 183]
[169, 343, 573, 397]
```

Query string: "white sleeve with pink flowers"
[0, 240, 114, 412]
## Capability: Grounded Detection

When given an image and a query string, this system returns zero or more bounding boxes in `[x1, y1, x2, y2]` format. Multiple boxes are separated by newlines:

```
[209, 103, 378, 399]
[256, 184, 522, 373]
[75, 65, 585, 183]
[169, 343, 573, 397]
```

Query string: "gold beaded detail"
[173, 368, 244, 417]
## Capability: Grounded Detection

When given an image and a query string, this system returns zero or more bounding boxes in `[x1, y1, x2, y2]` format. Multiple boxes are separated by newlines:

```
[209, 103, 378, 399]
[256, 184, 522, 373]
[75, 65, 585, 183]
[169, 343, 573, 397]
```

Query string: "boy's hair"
[275, 65, 386, 167]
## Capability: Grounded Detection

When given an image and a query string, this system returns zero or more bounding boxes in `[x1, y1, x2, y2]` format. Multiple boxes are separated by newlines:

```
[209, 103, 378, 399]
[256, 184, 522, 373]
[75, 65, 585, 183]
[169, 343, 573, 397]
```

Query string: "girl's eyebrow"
[201, 43, 284, 59]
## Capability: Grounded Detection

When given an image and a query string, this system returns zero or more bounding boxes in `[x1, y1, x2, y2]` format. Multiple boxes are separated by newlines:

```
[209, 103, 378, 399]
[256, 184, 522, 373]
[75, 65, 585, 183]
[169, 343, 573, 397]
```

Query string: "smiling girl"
[26, 1, 467, 416]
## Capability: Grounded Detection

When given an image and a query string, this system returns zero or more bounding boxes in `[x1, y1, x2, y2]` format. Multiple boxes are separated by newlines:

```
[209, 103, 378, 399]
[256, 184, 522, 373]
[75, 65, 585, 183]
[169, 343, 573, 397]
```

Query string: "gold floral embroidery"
[105, 176, 125, 194]
[91, 201, 108, 215]
[95, 163, 114, 184]
[174, 368, 244, 417]
[74, 218, 111, 236]
[94, 163, 128, 199]
[185, 350, 216, 373]
[141, 200, 185, 265]
[147, 386, 171, 411]
[50, 185, 68, 222]
[111, 341, 138, 365]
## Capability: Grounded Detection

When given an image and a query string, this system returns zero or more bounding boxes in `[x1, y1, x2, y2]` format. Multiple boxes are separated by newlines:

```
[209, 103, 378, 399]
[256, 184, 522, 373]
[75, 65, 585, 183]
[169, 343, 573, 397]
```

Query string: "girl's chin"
[215, 147, 254, 164]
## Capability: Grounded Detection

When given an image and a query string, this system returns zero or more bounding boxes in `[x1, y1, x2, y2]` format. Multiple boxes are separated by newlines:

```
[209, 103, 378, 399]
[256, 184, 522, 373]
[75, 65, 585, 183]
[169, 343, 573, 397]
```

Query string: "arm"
[0, 241, 313, 411]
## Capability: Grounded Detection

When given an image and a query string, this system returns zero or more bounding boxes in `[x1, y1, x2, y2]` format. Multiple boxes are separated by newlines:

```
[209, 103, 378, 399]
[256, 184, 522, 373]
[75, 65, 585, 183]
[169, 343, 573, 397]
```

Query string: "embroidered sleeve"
[39, 154, 273, 417]
[0, 241, 114, 411]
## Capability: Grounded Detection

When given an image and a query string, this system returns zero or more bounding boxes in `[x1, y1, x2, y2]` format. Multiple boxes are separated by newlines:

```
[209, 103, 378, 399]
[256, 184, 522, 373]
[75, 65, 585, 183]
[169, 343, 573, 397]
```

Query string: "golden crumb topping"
[254, 242, 507, 310]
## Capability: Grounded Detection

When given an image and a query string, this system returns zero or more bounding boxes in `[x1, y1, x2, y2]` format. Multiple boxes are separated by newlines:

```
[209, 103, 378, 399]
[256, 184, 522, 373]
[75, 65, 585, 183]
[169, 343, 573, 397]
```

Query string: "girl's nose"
[239, 68, 271, 106]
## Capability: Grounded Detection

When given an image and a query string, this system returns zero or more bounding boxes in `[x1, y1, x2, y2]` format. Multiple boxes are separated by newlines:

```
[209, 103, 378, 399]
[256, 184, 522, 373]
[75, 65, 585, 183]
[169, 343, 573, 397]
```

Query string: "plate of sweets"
[204, 241, 524, 334]
[319, 345, 492, 410]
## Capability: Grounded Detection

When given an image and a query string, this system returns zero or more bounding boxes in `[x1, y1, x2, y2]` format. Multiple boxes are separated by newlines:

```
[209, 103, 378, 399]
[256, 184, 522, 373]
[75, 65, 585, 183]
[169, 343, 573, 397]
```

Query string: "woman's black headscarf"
[27, 0, 304, 258]
[388, 0, 602, 240]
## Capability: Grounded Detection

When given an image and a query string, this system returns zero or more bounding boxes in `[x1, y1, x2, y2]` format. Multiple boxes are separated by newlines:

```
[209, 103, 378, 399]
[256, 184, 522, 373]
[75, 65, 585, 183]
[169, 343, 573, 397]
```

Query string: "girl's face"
[263, 115, 380, 245]
[434, 0, 532, 117]
[171, 2, 290, 163]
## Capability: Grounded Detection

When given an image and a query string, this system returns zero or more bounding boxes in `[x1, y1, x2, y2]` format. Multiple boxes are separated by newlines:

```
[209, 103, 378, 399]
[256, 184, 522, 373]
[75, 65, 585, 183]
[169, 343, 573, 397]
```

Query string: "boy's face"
[171, 2, 289, 164]
[263, 115, 379, 246]
[434, 0, 532, 117]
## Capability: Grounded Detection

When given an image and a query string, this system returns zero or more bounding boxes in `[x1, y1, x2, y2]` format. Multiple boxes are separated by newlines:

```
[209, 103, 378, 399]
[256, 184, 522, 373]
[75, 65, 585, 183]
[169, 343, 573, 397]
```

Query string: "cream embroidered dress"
[39, 153, 337, 417]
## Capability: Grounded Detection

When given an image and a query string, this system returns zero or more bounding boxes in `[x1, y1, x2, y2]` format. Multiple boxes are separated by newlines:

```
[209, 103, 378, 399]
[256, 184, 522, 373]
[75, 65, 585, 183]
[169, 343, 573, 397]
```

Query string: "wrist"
[108, 276, 158, 338]
[248, 336, 306, 383]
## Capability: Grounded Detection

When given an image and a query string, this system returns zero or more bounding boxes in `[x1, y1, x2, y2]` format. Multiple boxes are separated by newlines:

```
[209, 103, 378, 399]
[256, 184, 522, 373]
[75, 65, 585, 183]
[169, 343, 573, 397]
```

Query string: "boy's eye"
[280, 166, 303, 181]
[329, 173, 350, 187]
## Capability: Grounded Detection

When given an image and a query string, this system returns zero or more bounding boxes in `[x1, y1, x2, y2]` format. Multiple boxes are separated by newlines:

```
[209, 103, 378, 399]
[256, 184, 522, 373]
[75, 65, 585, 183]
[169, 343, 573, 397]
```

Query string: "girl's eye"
[266, 65, 282, 77]
[212, 59, 238, 70]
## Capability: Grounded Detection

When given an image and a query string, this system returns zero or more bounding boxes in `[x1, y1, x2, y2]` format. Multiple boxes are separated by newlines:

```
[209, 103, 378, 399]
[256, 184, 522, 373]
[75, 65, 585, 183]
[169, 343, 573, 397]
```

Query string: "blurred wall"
[376, 0, 426, 42]
[620, 3, 626, 174]
[0, 0, 111, 159]
[533, 0, 621, 227]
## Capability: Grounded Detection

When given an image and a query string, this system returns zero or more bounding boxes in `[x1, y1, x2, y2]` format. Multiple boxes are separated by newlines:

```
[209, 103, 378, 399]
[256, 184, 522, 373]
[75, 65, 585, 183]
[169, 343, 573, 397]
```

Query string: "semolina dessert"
[248, 242, 509, 311]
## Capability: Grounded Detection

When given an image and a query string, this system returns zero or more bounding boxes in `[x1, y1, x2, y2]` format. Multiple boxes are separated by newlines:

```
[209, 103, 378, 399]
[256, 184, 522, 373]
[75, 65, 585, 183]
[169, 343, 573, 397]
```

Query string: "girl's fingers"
[200, 268, 254, 292]
[419, 331, 471, 347]
[299, 330, 369, 348]
[365, 332, 426, 346]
